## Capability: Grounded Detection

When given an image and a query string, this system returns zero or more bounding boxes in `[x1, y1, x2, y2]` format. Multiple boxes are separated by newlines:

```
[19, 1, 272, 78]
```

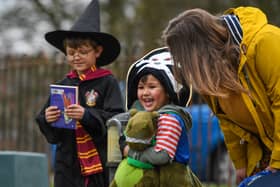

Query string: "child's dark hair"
[63, 37, 99, 49]
[138, 74, 170, 101]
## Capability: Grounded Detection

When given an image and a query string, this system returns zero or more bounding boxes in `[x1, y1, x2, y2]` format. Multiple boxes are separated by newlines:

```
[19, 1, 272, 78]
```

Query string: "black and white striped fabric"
[222, 14, 243, 45]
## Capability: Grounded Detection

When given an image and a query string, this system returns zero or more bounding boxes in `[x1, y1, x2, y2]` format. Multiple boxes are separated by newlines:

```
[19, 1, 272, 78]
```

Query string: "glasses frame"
[66, 48, 94, 60]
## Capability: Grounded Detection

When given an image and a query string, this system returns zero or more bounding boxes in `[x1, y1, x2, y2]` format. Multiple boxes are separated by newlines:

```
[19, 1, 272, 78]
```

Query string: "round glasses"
[66, 49, 93, 60]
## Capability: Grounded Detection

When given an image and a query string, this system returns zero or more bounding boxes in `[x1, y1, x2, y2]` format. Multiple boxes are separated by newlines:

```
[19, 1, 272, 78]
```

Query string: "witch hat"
[45, 0, 120, 66]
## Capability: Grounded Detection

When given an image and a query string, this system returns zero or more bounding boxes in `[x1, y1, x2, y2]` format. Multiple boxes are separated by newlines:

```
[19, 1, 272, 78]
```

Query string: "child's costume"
[111, 106, 201, 187]
[110, 47, 202, 187]
[35, 1, 124, 187]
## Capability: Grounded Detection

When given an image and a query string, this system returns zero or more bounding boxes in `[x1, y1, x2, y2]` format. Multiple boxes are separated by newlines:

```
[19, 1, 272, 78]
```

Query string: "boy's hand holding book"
[45, 106, 61, 123]
[64, 104, 85, 121]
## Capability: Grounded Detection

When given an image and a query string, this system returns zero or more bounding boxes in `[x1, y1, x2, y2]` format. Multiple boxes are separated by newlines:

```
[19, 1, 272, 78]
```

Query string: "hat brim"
[45, 30, 120, 66]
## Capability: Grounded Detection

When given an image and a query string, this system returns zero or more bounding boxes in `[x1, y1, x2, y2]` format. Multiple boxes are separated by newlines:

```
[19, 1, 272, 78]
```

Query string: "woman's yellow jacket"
[205, 6, 280, 176]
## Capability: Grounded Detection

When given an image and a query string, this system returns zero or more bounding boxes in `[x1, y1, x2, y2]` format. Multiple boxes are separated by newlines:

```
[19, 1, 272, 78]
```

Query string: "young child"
[35, 1, 124, 187]
[114, 47, 202, 187]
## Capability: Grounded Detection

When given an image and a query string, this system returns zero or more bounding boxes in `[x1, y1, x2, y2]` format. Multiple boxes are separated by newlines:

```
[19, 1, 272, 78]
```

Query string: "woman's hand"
[65, 104, 85, 120]
[45, 106, 61, 123]
[236, 167, 246, 184]
[266, 166, 278, 173]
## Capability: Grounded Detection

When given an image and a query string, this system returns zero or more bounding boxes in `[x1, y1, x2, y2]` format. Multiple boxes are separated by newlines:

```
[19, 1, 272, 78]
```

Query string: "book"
[50, 84, 78, 129]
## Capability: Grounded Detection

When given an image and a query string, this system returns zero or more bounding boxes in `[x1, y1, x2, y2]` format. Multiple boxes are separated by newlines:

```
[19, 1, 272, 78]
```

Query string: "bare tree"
[0, 0, 279, 58]
[0, 0, 88, 55]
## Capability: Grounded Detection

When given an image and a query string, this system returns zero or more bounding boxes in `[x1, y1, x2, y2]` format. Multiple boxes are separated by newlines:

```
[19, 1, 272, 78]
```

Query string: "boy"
[35, 1, 124, 187]
[113, 47, 202, 187]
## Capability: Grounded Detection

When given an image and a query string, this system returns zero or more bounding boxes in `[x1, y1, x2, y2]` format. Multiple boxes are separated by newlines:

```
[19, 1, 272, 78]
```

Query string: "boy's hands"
[65, 104, 85, 120]
[45, 106, 61, 123]
[45, 104, 85, 123]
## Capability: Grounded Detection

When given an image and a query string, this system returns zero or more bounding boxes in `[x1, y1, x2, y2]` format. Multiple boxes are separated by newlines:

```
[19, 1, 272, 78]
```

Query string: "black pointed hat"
[45, 0, 120, 66]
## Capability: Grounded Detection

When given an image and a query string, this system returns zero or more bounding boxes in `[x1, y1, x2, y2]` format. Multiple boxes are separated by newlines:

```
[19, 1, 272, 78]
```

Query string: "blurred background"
[0, 0, 279, 186]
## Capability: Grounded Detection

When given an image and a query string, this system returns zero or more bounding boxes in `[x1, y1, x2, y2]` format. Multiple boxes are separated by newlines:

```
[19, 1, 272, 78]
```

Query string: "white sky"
[0, 0, 47, 55]
[0, 0, 91, 56]
[0, 1, 14, 10]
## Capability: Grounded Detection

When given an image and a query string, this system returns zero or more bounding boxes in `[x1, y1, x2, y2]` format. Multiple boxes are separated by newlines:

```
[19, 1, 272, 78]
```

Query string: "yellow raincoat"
[205, 7, 280, 176]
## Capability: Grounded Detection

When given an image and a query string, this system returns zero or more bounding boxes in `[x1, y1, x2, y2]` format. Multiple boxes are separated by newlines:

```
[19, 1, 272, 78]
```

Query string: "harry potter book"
[50, 84, 78, 129]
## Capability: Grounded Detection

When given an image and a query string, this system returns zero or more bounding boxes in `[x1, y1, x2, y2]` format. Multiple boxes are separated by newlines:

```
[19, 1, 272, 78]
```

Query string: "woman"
[162, 7, 280, 184]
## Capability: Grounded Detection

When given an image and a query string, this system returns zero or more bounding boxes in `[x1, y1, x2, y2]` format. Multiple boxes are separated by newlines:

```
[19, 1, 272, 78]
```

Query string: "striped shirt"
[154, 113, 182, 158]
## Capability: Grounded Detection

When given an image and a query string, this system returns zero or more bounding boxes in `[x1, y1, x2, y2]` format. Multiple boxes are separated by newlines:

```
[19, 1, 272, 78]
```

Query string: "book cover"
[50, 84, 78, 129]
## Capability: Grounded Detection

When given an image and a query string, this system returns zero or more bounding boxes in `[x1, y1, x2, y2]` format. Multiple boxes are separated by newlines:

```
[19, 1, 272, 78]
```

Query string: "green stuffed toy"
[109, 107, 202, 187]
[109, 109, 160, 187]
[125, 109, 158, 152]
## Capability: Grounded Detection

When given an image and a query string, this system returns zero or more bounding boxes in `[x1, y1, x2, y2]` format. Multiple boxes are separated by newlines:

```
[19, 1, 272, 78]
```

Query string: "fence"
[0, 56, 236, 186]
[0, 56, 70, 160]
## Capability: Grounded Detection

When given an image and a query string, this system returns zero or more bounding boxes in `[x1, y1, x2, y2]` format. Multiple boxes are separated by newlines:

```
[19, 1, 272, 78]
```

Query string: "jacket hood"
[225, 6, 268, 45]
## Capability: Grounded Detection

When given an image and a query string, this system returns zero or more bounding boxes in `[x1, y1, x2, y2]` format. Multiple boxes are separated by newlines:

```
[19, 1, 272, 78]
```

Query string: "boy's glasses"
[66, 49, 93, 60]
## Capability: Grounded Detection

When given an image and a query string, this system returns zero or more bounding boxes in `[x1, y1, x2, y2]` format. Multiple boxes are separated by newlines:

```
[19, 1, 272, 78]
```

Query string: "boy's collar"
[67, 66, 112, 81]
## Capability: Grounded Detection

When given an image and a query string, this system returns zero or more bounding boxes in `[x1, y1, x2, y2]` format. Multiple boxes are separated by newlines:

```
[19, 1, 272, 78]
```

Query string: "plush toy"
[125, 109, 158, 151]
[109, 109, 159, 187]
